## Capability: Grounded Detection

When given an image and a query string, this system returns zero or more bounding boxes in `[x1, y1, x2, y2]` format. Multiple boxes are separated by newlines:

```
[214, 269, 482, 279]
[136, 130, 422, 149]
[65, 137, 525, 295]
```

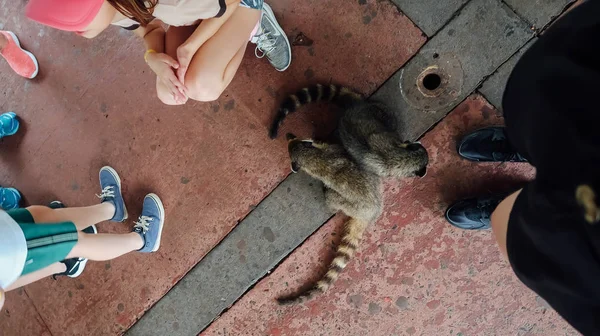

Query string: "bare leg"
[156, 25, 197, 105]
[65, 231, 143, 261]
[184, 7, 260, 101]
[26, 203, 115, 231]
[490, 189, 522, 258]
[5, 262, 65, 291]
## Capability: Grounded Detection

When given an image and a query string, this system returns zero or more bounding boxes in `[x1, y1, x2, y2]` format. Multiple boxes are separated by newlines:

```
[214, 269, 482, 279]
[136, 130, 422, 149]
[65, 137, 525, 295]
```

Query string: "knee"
[185, 77, 226, 102]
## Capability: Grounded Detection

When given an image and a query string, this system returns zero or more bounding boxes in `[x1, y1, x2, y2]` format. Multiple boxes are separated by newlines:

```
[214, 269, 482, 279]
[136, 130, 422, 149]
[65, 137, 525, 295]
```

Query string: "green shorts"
[8, 209, 78, 276]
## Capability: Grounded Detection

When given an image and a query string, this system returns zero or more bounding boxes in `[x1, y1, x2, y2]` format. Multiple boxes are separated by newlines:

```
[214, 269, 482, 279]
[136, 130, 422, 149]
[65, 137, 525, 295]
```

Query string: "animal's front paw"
[414, 166, 427, 178]
[290, 160, 301, 173]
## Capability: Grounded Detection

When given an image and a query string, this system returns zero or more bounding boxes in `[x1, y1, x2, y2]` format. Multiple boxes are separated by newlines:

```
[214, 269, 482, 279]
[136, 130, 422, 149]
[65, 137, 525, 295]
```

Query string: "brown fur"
[277, 135, 382, 305]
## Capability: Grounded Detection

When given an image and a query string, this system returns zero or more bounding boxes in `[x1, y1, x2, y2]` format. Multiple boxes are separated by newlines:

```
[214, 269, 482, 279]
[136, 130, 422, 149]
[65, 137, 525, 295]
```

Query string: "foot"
[0, 187, 21, 210]
[458, 127, 527, 162]
[251, 3, 292, 71]
[53, 258, 88, 279]
[0, 31, 39, 79]
[0, 112, 20, 138]
[97, 166, 128, 222]
[445, 194, 506, 230]
[133, 194, 165, 253]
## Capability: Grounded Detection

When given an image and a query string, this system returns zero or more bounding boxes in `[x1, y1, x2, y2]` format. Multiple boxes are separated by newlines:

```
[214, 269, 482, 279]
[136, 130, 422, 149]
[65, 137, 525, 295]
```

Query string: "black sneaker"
[53, 258, 87, 279]
[445, 194, 506, 230]
[458, 127, 527, 162]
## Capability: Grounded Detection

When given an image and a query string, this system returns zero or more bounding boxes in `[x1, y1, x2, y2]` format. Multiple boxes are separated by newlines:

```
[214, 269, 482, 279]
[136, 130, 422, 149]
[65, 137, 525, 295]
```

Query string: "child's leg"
[183, 7, 261, 102]
[156, 25, 197, 105]
[26, 203, 115, 231]
[65, 231, 143, 261]
[5, 262, 65, 291]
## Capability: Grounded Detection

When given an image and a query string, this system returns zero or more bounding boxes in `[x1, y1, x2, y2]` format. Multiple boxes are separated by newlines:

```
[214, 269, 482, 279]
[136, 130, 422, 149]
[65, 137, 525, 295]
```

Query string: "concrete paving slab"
[390, 0, 469, 36]
[479, 39, 535, 109]
[1, 288, 51, 336]
[202, 95, 578, 336]
[0, 0, 424, 335]
[504, 0, 575, 30]
[372, 0, 533, 141]
[127, 172, 333, 336]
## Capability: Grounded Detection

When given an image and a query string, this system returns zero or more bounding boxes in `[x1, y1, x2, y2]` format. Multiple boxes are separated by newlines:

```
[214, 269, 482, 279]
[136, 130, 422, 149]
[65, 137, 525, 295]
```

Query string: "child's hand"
[146, 52, 187, 104]
[176, 43, 196, 86]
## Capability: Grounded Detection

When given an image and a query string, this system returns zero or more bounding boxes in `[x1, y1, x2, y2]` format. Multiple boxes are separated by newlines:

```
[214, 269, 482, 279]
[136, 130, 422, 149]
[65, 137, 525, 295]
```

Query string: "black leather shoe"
[458, 127, 527, 162]
[445, 194, 506, 230]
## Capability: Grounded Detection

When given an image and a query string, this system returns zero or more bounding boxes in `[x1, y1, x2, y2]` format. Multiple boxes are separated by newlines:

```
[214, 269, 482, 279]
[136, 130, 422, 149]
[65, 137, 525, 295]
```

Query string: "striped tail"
[277, 217, 368, 305]
[269, 84, 363, 139]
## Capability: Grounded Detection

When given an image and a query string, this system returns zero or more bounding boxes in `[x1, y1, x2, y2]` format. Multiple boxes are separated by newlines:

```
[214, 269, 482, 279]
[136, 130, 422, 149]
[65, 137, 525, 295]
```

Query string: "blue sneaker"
[133, 194, 165, 253]
[0, 112, 19, 138]
[97, 166, 128, 222]
[0, 187, 21, 210]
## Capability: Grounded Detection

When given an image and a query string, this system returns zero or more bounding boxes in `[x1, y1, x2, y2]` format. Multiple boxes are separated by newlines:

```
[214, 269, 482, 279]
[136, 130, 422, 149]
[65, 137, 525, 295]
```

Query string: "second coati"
[278, 134, 383, 305]
[269, 83, 429, 178]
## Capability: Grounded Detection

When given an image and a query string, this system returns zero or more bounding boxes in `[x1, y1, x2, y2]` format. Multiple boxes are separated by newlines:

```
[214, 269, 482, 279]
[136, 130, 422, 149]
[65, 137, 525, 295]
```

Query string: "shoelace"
[96, 186, 115, 200]
[134, 216, 153, 234]
[254, 32, 277, 58]
[473, 199, 499, 221]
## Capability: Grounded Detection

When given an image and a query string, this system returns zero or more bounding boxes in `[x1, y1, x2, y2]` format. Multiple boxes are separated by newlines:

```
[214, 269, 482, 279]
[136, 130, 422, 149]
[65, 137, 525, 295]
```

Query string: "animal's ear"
[286, 133, 297, 141]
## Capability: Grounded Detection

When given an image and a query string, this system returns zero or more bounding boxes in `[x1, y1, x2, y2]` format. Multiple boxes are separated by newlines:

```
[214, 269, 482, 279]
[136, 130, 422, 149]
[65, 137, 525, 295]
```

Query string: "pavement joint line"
[127, 0, 534, 334]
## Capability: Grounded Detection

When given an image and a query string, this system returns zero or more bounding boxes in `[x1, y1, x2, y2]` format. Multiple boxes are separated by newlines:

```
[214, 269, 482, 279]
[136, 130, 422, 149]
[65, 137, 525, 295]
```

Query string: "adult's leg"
[5, 262, 65, 291]
[156, 25, 197, 105]
[184, 7, 260, 102]
[490, 189, 521, 258]
[26, 203, 115, 231]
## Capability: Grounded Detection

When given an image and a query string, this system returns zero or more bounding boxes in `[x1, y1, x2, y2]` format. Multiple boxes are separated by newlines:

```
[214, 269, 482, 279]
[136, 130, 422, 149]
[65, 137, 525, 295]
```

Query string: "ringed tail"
[269, 84, 363, 139]
[277, 217, 367, 305]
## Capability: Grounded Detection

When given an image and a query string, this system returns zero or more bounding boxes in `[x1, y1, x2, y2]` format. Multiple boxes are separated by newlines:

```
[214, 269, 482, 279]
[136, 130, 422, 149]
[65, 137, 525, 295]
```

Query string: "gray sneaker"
[252, 3, 292, 71]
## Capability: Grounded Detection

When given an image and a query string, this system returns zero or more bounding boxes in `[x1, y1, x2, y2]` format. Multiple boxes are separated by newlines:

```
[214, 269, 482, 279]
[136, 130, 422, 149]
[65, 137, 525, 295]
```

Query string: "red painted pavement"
[202, 96, 579, 336]
[0, 0, 424, 334]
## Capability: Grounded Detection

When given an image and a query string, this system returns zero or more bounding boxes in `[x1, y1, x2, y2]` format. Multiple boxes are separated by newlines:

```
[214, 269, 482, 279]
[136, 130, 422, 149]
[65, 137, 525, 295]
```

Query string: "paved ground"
[0, 0, 582, 335]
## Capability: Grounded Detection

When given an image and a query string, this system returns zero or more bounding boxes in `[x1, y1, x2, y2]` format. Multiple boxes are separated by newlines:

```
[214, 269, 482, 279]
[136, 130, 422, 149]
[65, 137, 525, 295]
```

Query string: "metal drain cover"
[399, 50, 464, 111]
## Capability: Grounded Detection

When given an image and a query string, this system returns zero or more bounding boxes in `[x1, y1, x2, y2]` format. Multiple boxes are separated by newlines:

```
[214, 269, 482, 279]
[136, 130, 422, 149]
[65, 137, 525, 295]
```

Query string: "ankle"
[130, 232, 144, 250]
[99, 201, 116, 220]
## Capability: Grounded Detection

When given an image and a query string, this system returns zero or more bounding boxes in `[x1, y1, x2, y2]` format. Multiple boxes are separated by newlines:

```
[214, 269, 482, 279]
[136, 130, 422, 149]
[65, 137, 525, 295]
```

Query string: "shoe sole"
[261, 3, 292, 72]
[146, 193, 165, 252]
[100, 166, 129, 221]
[4, 31, 39, 79]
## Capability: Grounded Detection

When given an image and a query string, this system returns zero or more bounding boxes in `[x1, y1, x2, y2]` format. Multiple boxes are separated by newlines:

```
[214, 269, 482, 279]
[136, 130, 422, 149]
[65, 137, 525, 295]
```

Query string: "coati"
[272, 84, 429, 305]
[277, 134, 383, 305]
[269, 83, 429, 178]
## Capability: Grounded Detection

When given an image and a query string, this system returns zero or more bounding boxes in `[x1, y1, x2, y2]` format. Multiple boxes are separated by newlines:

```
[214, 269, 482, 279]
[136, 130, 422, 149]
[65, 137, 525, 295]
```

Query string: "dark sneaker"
[133, 194, 165, 253]
[252, 3, 292, 71]
[54, 258, 87, 279]
[445, 194, 506, 230]
[97, 166, 128, 222]
[458, 127, 527, 162]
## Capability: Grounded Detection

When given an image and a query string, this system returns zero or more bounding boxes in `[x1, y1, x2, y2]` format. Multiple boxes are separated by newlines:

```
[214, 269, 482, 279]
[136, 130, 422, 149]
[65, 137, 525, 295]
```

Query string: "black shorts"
[503, 1, 600, 334]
